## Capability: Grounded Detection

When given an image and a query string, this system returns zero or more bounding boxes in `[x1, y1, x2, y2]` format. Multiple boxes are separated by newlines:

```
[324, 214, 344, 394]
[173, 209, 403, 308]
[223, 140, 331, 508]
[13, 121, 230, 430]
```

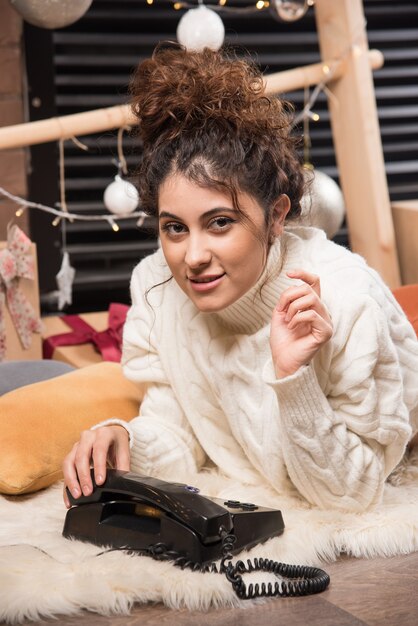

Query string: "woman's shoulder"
[285, 226, 384, 291]
[284, 226, 408, 321]
[129, 247, 192, 317]
[130, 247, 171, 291]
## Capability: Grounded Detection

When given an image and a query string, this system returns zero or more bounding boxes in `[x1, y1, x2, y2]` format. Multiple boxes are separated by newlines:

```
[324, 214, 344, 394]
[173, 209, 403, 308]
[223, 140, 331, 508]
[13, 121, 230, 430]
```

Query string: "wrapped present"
[391, 200, 418, 285]
[42, 302, 129, 368]
[0, 225, 42, 362]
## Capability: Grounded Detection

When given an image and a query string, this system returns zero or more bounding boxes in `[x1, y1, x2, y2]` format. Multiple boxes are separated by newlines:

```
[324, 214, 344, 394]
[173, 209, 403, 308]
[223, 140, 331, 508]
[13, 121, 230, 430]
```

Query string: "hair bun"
[130, 44, 274, 146]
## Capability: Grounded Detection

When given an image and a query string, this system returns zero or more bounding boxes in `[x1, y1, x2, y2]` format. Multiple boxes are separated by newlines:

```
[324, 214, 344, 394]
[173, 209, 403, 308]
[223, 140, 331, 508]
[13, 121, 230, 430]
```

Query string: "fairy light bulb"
[136, 213, 147, 228]
[177, 5, 225, 52]
[103, 175, 139, 216]
[15, 206, 26, 217]
[109, 218, 120, 232]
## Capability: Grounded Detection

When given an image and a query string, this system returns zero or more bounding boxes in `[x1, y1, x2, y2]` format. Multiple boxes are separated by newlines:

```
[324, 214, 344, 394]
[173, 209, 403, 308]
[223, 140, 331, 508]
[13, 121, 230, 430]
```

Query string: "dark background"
[23, 0, 418, 313]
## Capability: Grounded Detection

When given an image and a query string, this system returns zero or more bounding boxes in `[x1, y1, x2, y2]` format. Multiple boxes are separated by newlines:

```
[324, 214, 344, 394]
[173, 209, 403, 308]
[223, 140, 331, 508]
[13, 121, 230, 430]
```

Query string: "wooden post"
[0, 0, 28, 239]
[314, 0, 401, 288]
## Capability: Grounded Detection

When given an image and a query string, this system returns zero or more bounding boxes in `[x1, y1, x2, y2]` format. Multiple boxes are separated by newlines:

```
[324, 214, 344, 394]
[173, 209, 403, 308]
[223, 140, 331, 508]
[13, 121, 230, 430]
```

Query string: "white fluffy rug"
[1, 455, 418, 624]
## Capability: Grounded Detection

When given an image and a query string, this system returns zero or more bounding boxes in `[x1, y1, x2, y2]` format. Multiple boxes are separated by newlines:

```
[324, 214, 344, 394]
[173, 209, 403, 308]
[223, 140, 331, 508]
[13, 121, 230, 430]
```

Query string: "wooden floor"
[21, 551, 418, 626]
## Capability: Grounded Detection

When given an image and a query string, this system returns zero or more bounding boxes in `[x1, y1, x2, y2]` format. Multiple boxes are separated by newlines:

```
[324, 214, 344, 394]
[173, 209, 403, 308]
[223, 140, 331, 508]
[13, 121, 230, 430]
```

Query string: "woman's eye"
[162, 222, 186, 236]
[209, 217, 234, 231]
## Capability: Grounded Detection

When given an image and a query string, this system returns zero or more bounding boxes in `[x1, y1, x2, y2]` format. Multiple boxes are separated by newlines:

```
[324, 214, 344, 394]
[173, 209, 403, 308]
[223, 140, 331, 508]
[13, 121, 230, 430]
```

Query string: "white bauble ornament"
[271, 0, 309, 22]
[177, 6, 225, 52]
[299, 169, 346, 239]
[103, 176, 139, 216]
[10, 0, 92, 30]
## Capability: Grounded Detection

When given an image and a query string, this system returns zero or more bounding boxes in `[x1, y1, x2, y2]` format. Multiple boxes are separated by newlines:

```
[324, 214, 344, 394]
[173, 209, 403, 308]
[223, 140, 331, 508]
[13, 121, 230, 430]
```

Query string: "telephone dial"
[63, 469, 330, 599]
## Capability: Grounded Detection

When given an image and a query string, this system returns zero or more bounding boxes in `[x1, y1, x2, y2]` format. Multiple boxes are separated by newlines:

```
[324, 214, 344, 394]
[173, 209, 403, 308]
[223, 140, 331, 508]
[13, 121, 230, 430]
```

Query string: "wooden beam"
[314, 0, 400, 288]
[0, 49, 383, 151]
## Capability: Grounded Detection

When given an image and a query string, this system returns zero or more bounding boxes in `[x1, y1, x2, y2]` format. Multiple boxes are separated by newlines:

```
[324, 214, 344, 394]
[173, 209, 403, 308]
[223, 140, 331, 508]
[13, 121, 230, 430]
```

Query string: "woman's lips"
[188, 273, 226, 292]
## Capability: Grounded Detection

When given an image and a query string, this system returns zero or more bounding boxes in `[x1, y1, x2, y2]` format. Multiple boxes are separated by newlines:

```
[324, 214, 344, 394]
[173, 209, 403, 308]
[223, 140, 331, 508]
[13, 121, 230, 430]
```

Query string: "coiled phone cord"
[148, 528, 330, 599]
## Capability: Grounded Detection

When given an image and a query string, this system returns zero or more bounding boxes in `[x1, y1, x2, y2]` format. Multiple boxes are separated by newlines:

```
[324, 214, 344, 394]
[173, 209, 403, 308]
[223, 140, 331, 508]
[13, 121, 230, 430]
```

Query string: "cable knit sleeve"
[264, 294, 414, 512]
[119, 256, 206, 479]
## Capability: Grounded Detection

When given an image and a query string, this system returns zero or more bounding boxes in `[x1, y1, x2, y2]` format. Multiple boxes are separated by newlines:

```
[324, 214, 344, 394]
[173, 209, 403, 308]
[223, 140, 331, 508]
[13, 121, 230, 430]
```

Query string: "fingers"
[62, 441, 83, 503]
[92, 426, 130, 482]
[277, 270, 330, 324]
[62, 431, 95, 503]
[287, 268, 321, 296]
[62, 425, 131, 508]
[73, 430, 98, 496]
[63, 484, 71, 509]
[281, 292, 318, 322]
[286, 309, 333, 341]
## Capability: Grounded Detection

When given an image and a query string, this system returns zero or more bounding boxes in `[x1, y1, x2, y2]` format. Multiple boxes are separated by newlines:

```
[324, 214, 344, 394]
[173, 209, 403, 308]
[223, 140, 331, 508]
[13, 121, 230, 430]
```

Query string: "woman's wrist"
[273, 360, 308, 380]
[90, 418, 134, 448]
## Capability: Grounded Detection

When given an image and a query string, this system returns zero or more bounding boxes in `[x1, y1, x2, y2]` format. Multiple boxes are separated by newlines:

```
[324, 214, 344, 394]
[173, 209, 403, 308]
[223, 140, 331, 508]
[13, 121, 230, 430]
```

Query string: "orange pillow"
[0, 362, 143, 495]
[393, 284, 418, 337]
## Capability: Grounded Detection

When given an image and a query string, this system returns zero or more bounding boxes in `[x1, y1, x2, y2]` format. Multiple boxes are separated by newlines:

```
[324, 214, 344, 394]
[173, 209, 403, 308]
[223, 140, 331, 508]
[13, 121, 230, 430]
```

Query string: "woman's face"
[158, 173, 288, 313]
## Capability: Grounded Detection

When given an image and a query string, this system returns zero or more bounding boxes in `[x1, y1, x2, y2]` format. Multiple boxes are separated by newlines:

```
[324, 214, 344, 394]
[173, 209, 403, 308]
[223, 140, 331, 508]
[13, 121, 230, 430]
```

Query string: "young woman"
[63, 44, 418, 513]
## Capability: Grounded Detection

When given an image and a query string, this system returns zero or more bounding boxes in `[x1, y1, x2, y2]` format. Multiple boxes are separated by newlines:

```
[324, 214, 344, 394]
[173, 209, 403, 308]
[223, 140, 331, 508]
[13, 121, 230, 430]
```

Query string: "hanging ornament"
[299, 169, 346, 240]
[270, 0, 310, 22]
[56, 251, 76, 310]
[177, 5, 225, 52]
[9, 0, 93, 30]
[103, 175, 139, 216]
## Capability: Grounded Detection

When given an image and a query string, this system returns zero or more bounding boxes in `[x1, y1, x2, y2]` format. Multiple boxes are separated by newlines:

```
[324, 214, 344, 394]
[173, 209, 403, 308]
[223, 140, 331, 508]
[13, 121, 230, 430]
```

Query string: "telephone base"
[63, 470, 285, 564]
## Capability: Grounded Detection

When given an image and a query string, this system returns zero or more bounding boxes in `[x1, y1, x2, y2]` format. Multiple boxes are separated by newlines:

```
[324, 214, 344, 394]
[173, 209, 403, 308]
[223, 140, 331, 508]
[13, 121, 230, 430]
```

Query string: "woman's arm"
[63, 255, 206, 503]
[267, 291, 415, 512]
[128, 382, 207, 479]
[120, 257, 207, 479]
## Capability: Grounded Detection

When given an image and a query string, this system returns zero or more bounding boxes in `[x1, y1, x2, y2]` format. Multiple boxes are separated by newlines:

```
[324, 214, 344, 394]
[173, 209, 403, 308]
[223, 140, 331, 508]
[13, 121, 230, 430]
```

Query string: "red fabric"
[43, 302, 129, 362]
[393, 285, 418, 338]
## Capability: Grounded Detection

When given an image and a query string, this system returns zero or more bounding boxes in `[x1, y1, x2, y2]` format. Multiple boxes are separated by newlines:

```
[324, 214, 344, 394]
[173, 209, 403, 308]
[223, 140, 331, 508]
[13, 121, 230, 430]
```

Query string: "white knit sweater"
[113, 227, 418, 512]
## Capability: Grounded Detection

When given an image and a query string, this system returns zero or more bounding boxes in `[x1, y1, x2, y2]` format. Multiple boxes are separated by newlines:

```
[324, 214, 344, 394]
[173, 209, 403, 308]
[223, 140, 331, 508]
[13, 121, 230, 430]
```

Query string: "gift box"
[0, 225, 43, 362]
[42, 303, 129, 369]
[391, 200, 418, 285]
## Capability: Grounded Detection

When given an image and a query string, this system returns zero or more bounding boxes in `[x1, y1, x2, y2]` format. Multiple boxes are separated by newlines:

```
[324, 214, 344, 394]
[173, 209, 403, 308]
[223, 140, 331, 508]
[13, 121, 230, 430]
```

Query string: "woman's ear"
[271, 194, 291, 237]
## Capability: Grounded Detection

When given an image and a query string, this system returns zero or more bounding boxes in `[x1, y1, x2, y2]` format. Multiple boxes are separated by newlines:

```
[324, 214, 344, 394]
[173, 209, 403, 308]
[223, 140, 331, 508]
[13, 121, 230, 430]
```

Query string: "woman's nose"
[184, 233, 212, 268]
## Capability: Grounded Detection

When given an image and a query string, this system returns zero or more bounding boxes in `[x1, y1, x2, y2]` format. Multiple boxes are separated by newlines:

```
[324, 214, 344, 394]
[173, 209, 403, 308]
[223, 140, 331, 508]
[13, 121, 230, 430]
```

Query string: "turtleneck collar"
[209, 230, 303, 335]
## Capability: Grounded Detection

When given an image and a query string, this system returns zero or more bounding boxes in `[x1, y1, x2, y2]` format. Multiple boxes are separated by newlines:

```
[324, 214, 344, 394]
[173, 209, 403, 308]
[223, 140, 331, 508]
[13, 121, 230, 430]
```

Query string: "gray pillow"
[0, 360, 75, 396]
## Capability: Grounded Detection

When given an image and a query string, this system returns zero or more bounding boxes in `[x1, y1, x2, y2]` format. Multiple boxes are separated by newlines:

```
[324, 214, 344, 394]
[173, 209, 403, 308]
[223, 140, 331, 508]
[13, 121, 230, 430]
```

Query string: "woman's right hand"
[62, 424, 130, 508]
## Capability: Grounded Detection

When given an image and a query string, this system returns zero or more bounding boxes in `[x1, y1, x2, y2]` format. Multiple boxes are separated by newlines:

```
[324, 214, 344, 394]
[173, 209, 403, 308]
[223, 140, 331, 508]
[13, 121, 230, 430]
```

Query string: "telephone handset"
[63, 469, 330, 599]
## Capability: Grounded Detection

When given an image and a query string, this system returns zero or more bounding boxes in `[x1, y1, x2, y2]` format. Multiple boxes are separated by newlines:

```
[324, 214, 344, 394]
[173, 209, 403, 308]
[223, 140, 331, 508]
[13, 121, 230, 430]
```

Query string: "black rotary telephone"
[63, 469, 330, 599]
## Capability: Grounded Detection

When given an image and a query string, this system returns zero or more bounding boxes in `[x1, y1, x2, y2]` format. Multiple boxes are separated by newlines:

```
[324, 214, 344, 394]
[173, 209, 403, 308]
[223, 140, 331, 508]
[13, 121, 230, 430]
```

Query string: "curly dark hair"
[129, 43, 305, 231]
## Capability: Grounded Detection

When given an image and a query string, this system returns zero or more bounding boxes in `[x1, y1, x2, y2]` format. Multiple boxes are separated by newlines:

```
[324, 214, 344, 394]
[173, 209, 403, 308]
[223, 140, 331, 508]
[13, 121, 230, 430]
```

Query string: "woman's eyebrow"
[159, 211, 179, 220]
[159, 207, 237, 221]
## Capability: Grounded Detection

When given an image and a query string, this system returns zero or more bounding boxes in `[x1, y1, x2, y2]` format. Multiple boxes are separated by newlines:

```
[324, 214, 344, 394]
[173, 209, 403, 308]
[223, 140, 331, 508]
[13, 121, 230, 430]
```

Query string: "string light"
[15, 206, 27, 217]
[0, 186, 149, 233]
[170, 1, 272, 15]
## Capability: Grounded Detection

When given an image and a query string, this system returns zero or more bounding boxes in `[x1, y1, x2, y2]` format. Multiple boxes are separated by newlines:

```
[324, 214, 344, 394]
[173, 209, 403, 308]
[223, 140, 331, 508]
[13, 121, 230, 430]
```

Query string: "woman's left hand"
[270, 269, 333, 378]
